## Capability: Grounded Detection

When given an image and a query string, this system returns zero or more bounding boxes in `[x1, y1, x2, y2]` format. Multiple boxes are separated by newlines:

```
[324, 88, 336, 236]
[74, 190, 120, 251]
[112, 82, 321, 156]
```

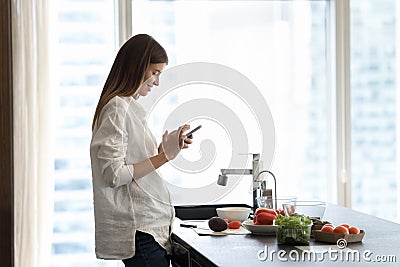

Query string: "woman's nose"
[153, 75, 160, 86]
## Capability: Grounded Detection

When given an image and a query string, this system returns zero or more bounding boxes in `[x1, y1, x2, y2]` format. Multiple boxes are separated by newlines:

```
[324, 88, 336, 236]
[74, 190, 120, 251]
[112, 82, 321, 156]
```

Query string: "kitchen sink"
[174, 204, 252, 220]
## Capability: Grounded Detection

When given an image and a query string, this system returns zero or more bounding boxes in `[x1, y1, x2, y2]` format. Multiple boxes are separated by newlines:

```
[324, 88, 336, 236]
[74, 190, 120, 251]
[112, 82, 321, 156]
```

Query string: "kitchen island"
[172, 204, 400, 266]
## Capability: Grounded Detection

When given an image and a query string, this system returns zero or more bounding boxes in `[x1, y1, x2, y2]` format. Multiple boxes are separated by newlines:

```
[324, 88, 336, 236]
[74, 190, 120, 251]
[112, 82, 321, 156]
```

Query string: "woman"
[90, 34, 191, 266]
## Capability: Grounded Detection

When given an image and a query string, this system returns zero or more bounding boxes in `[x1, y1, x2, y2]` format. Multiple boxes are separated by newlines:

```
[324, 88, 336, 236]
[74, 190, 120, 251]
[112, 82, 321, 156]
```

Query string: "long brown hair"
[92, 34, 168, 129]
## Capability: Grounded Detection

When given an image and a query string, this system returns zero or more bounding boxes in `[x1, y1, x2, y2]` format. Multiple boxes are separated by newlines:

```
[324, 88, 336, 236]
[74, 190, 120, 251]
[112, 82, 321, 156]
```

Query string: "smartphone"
[185, 125, 202, 138]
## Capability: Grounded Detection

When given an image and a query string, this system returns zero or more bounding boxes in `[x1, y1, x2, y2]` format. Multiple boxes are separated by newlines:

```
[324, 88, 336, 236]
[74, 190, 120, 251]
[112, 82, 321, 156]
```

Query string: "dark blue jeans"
[122, 231, 170, 267]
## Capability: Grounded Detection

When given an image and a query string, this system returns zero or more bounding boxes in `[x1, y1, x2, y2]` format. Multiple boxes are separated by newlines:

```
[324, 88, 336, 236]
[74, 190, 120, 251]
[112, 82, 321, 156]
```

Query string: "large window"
[350, 0, 399, 222]
[130, 0, 400, 222]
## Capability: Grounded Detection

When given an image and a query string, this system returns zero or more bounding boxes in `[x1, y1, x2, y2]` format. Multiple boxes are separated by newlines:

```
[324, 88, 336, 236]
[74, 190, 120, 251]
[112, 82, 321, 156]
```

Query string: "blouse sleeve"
[91, 98, 134, 188]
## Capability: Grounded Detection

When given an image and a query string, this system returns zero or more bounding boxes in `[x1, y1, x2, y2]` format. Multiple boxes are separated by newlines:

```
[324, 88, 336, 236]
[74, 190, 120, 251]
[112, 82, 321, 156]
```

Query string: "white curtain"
[12, 1, 53, 267]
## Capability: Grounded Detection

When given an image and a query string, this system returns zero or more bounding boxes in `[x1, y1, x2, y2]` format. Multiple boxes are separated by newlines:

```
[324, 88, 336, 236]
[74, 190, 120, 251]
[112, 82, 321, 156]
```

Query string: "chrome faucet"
[217, 153, 277, 211]
[255, 170, 277, 210]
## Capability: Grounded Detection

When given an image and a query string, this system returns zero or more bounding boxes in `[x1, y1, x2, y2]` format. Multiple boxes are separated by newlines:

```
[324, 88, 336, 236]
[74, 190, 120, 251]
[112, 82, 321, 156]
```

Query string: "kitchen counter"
[171, 204, 400, 266]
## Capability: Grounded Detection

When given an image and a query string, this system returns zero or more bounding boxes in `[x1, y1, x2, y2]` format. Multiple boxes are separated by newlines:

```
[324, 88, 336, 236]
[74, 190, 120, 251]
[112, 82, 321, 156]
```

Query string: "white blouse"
[90, 96, 174, 260]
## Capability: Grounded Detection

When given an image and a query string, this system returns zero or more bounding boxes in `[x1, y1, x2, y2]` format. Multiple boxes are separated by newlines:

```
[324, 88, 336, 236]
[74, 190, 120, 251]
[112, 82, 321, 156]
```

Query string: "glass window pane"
[132, 1, 335, 205]
[50, 0, 120, 266]
[350, 0, 399, 222]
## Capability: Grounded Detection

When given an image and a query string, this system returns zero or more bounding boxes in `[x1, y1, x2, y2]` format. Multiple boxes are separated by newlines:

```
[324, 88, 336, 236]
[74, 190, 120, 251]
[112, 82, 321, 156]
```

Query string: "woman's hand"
[160, 124, 192, 161]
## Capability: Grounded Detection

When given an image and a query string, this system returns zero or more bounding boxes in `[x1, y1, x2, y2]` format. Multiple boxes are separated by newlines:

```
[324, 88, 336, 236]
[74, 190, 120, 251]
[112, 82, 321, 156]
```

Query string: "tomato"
[333, 225, 349, 234]
[254, 212, 275, 225]
[340, 223, 350, 229]
[255, 208, 277, 217]
[321, 225, 334, 233]
[228, 221, 241, 229]
[349, 226, 360, 234]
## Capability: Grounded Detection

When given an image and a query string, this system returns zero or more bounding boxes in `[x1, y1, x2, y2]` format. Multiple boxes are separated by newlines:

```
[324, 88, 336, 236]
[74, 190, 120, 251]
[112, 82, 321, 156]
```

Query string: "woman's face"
[138, 63, 166, 97]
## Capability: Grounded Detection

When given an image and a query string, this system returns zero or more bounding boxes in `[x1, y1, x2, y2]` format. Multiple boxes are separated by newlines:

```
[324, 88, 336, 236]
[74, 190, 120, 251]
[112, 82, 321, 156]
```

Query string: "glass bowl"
[256, 196, 297, 210]
[283, 201, 327, 220]
[276, 224, 312, 245]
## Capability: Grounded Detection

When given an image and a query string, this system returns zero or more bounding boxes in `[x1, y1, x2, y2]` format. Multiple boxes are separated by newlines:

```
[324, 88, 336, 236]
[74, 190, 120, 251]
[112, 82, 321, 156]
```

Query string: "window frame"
[334, 0, 351, 207]
[116, 0, 132, 46]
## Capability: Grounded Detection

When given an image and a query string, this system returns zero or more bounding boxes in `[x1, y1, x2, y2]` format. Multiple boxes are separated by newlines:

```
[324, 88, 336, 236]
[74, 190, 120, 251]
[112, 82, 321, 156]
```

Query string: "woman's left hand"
[158, 125, 193, 153]
[160, 124, 193, 161]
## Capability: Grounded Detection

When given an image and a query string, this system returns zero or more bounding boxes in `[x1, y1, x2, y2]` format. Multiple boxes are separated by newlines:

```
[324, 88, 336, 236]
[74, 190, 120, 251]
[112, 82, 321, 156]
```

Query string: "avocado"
[208, 217, 228, 232]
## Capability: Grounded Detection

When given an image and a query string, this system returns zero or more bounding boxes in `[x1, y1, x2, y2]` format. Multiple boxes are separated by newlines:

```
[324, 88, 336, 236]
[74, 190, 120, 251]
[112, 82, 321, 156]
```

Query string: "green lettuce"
[275, 213, 312, 245]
